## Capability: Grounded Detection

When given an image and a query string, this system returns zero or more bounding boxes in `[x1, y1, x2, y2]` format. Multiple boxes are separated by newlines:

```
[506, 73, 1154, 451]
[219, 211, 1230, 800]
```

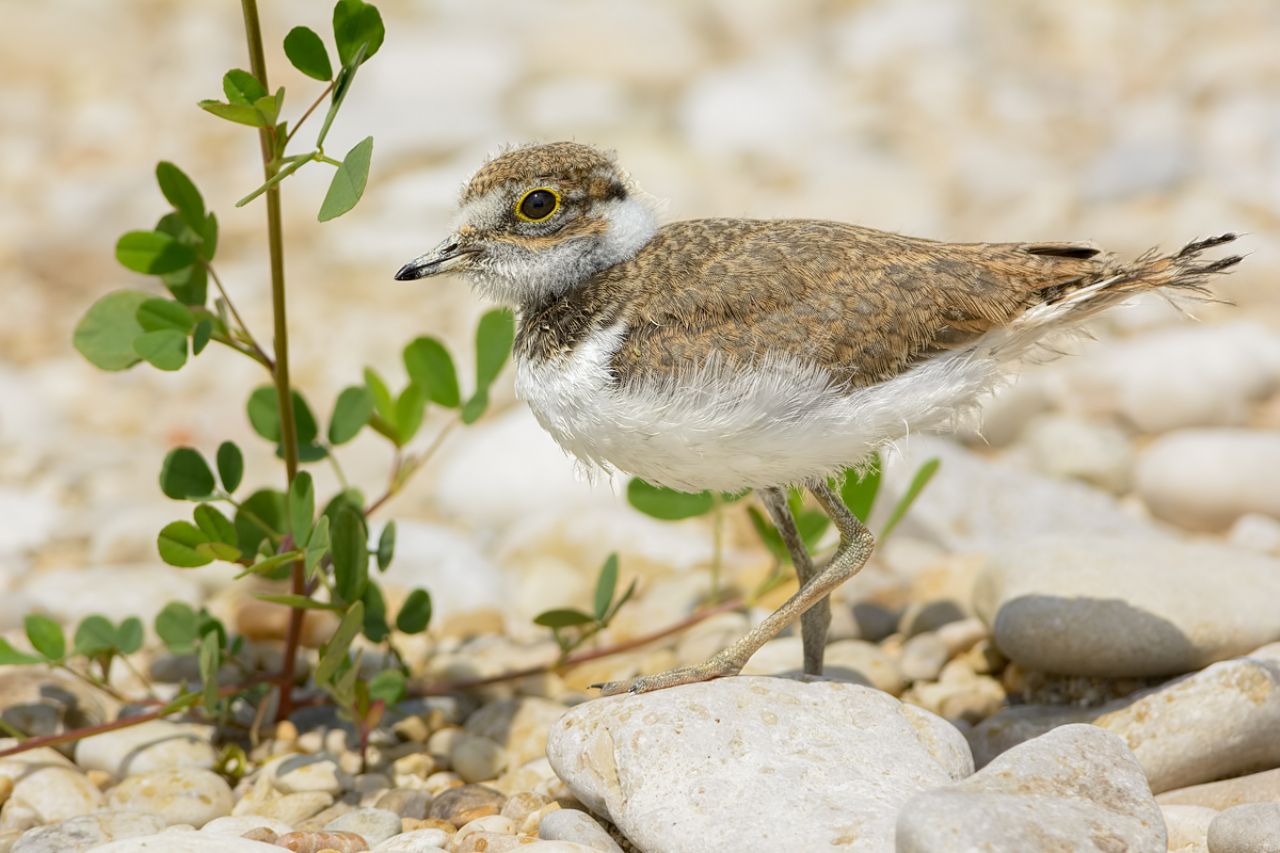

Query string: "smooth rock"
[547, 677, 972, 852]
[373, 788, 431, 820]
[464, 698, 567, 767]
[537, 809, 622, 852]
[1207, 802, 1280, 853]
[0, 668, 113, 738]
[105, 768, 233, 827]
[269, 753, 351, 796]
[274, 829, 370, 851]
[377, 521, 507, 621]
[75, 720, 216, 777]
[371, 827, 450, 851]
[899, 633, 949, 683]
[88, 831, 282, 851]
[1158, 768, 1280, 810]
[1137, 429, 1280, 532]
[974, 536, 1280, 677]
[876, 436, 1161, 551]
[19, 564, 201, 625]
[970, 645, 1280, 792]
[898, 724, 1165, 852]
[1163, 805, 1216, 853]
[11, 811, 166, 853]
[741, 637, 905, 694]
[199, 815, 295, 836]
[449, 735, 506, 784]
[233, 791, 332, 825]
[324, 807, 403, 845]
[427, 785, 505, 827]
[1020, 413, 1135, 493]
[0, 746, 103, 830]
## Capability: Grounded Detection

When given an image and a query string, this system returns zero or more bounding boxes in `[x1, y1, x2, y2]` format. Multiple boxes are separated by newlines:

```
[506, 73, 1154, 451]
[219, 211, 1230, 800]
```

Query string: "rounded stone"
[1207, 802, 1280, 853]
[268, 753, 351, 796]
[427, 784, 506, 827]
[0, 747, 104, 831]
[75, 720, 216, 778]
[105, 769, 233, 827]
[1137, 429, 1280, 532]
[10, 811, 167, 853]
[538, 809, 622, 852]
[324, 807, 403, 846]
[449, 735, 507, 784]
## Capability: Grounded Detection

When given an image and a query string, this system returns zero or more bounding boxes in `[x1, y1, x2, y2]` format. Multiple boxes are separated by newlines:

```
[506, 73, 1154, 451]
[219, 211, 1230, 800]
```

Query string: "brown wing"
[601, 219, 1108, 388]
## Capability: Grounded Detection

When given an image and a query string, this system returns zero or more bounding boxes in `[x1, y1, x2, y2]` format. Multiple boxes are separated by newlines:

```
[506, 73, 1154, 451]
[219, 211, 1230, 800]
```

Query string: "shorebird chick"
[395, 141, 1242, 695]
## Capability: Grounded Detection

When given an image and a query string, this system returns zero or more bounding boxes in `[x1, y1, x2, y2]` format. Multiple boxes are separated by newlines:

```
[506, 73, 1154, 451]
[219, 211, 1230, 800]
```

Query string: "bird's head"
[394, 142, 657, 306]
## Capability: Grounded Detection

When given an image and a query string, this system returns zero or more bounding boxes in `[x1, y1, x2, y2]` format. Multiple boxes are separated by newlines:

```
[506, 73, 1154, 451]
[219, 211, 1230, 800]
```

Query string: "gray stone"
[427, 784, 505, 827]
[970, 644, 1280, 792]
[1207, 802, 1280, 853]
[105, 769, 233, 827]
[450, 735, 507, 783]
[898, 725, 1165, 852]
[75, 720, 216, 777]
[547, 676, 971, 852]
[974, 536, 1280, 677]
[12, 811, 166, 853]
[1137, 429, 1280, 532]
[373, 787, 431, 819]
[538, 809, 623, 852]
[324, 807, 404, 845]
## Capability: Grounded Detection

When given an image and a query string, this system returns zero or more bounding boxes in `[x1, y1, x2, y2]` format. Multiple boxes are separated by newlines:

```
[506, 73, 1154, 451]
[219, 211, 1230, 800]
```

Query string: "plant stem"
[240, 0, 305, 724]
[205, 263, 272, 369]
[365, 418, 460, 517]
[282, 79, 336, 148]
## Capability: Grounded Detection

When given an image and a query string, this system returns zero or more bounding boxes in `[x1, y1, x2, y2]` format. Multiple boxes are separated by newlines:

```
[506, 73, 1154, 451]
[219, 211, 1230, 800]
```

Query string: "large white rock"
[897, 725, 1165, 852]
[1136, 429, 1280, 532]
[0, 747, 104, 831]
[1018, 413, 1135, 493]
[546, 677, 972, 852]
[1206, 802, 1280, 853]
[89, 830, 282, 852]
[974, 536, 1280, 677]
[19, 564, 201, 625]
[970, 644, 1280, 792]
[75, 720, 216, 778]
[1052, 322, 1280, 433]
[12, 811, 168, 853]
[876, 437, 1162, 552]
[105, 768, 233, 827]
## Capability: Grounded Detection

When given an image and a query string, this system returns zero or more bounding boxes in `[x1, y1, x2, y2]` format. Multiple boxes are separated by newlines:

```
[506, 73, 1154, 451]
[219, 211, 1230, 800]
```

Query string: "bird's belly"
[514, 323, 1005, 492]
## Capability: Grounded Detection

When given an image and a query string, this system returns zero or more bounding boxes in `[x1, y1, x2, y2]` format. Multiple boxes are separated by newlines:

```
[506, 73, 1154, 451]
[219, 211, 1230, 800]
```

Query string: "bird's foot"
[591, 654, 742, 697]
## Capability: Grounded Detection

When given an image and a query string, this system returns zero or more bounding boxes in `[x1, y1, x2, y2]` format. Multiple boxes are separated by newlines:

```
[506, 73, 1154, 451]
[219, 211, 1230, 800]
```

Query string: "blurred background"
[2, 0, 1279, 651]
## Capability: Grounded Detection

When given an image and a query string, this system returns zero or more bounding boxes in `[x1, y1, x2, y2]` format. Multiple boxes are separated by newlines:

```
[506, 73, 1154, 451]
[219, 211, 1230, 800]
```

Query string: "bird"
[394, 141, 1242, 696]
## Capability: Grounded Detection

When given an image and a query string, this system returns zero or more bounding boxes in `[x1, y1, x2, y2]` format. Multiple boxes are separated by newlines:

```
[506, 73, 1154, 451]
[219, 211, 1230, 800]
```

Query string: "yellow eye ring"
[515, 187, 560, 222]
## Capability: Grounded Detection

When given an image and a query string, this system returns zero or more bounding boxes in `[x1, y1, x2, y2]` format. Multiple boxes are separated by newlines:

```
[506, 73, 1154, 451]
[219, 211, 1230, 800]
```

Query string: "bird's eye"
[516, 187, 559, 222]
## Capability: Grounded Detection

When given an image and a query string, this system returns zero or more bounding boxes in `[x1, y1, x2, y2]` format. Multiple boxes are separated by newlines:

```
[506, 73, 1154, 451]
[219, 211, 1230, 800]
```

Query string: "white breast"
[513, 321, 1021, 493]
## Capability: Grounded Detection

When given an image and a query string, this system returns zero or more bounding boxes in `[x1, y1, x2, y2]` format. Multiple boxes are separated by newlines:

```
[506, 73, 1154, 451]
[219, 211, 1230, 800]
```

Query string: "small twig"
[365, 419, 460, 517]
[55, 663, 131, 704]
[282, 79, 336, 148]
[205, 263, 273, 370]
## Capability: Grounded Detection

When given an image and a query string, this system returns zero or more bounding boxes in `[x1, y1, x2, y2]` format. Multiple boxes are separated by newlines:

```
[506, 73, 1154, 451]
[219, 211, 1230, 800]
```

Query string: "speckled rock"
[75, 720, 216, 777]
[538, 809, 622, 852]
[325, 807, 404, 845]
[1163, 805, 1216, 853]
[1207, 802, 1280, 853]
[89, 831, 283, 851]
[970, 644, 1280, 792]
[199, 815, 295, 836]
[427, 784, 505, 827]
[232, 790, 333, 825]
[268, 753, 351, 796]
[547, 677, 971, 852]
[11, 810, 167, 853]
[371, 827, 451, 851]
[897, 725, 1165, 852]
[464, 697, 568, 767]
[741, 636, 905, 694]
[0, 746, 104, 830]
[1158, 768, 1280, 811]
[105, 768, 233, 827]
[974, 537, 1280, 677]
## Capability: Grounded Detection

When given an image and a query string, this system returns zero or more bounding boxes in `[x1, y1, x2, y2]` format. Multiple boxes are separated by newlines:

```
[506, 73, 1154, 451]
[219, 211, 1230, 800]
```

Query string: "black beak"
[394, 237, 466, 281]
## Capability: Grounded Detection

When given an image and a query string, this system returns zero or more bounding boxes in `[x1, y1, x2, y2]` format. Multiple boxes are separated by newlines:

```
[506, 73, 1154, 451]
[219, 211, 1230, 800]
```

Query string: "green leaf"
[747, 506, 788, 564]
[155, 162, 205, 230]
[158, 521, 214, 567]
[136, 299, 194, 334]
[241, 549, 302, 577]
[626, 479, 715, 520]
[533, 609, 595, 629]
[160, 447, 216, 500]
[155, 602, 200, 654]
[161, 264, 208, 307]
[159, 691, 202, 717]
[116, 230, 196, 275]
[254, 594, 343, 611]
[315, 601, 364, 686]
[0, 638, 43, 665]
[403, 337, 460, 408]
[376, 520, 395, 571]
[253, 89, 284, 126]
[605, 577, 638, 623]
[318, 136, 374, 222]
[24, 614, 65, 661]
[460, 390, 489, 425]
[331, 506, 369, 604]
[394, 384, 425, 445]
[840, 453, 881, 523]
[74, 615, 117, 657]
[223, 69, 268, 104]
[329, 386, 373, 445]
[234, 489, 286, 556]
[73, 290, 150, 371]
[116, 617, 144, 655]
[199, 629, 221, 710]
[333, 0, 385, 66]
[797, 507, 830, 551]
[193, 504, 238, 547]
[881, 457, 940, 540]
[364, 368, 395, 422]
[216, 441, 244, 493]
[361, 582, 389, 642]
[198, 99, 267, 128]
[133, 329, 188, 371]
[593, 553, 618, 622]
[289, 471, 315, 546]
[395, 588, 431, 634]
[284, 26, 333, 80]
[368, 669, 406, 706]
[192, 318, 212, 354]
[474, 308, 515, 393]
[199, 213, 219, 261]
[247, 387, 319, 446]
[304, 514, 330, 579]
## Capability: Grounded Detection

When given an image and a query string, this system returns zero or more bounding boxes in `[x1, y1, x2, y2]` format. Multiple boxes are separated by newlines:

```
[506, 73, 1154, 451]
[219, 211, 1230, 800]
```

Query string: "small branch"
[206, 264, 273, 370]
[55, 663, 131, 704]
[282, 79, 336, 148]
[365, 419, 459, 517]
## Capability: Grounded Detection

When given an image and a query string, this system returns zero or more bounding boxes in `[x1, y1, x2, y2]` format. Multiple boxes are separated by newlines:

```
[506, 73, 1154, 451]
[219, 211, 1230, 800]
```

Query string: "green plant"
[68, 0, 512, 726]
[534, 554, 637, 664]
[625, 451, 941, 600]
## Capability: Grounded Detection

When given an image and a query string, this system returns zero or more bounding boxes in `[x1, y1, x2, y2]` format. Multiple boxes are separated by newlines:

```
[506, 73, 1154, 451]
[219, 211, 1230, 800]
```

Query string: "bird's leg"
[760, 486, 828, 676]
[594, 480, 874, 696]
